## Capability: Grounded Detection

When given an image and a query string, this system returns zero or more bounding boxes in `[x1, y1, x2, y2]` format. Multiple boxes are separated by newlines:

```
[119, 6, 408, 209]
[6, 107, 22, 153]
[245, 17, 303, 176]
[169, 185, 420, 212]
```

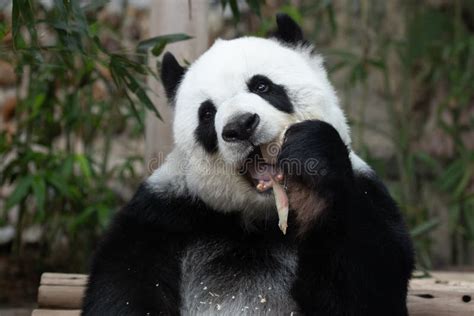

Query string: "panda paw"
[276, 120, 353, 235]
[278, 120, 352, 189]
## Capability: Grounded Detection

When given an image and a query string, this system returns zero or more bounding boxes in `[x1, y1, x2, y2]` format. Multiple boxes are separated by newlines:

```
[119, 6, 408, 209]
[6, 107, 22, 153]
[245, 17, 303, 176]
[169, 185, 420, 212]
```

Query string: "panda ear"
[160, 52, 185, 102]
[273, 13, 304, 46]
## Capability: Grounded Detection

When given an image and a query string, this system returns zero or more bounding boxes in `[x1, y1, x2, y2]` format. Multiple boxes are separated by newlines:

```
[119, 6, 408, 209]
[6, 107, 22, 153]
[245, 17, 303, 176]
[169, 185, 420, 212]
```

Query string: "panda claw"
[275, 173, 284, 182]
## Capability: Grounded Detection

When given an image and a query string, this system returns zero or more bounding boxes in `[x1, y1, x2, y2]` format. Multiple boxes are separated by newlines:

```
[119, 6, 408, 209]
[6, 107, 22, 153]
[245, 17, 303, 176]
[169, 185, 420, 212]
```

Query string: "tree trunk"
[146, 0, 209, 171]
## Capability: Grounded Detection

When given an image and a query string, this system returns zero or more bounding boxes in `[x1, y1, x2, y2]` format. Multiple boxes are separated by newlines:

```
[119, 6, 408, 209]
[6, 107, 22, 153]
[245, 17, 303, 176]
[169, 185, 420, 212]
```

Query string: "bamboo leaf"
[437, 159, 464, 191]
[12, 0, 38, 49]
[220, 0, 227, 10]
[82, 0, 109, 13]
[151, 40, 168, 57]
[97, 204, 111, 227]
[453, 165, 472, 199]
[32, 175, 46, 213]
[6, 176, 33, 210]
[75, 154, 92, 180]
[326, 2, 337, 33]
[62, 155, 75, 177]
[414, 151, 441, 171]
[123, 73, 161, 120]
[246, 0, 263, 17]
[366, 59, 386, 70]
[69, 206, 96, 232]
[137, 34, 192, 55]
[411, 219, 440, 239]
[229, 0, 240, 21]
[46, 173, 71, 198]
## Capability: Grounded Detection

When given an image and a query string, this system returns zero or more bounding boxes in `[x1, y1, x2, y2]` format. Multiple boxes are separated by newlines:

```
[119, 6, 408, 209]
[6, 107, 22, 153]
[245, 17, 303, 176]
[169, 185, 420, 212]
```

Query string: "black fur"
[273, 13, 305, 46]
[280, 120, 414, 316]
[82, 184, 243, 316]
[82, 183, 288, 315]
[247, 75, 294, 113]
[195, 100, 218, 153]
[279, 120, 353, 194]
[160, 52, 185, 101]
[83, 120, 414, 316]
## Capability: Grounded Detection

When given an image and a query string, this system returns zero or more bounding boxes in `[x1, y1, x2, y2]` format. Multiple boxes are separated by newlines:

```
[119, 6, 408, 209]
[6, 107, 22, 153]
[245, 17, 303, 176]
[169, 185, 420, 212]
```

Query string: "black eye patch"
[247, 75, 294, 113]
[195, 100, 218, 153]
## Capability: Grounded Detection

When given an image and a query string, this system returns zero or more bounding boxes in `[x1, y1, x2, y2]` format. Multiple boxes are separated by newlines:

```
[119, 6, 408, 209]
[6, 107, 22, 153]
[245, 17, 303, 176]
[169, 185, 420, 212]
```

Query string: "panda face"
[158, 15, 350, 216]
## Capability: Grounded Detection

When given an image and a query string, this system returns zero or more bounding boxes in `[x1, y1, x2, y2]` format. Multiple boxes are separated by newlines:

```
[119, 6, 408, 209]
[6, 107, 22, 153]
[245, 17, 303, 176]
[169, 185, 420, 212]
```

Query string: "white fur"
[148, 36, 369, 214]
[147, 149, 189, 196]
[349, 151, 372, 175]
[180, 239, 299, 315]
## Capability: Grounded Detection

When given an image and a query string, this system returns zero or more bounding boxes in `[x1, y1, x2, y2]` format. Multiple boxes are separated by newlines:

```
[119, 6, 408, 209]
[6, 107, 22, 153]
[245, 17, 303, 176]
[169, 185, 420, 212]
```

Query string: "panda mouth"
[239, 146, 281, 193]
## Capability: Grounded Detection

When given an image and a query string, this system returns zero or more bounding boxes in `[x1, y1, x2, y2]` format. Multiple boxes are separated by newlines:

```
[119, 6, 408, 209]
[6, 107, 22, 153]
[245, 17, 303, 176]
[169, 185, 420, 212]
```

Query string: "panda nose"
[222, 113, 260, 142]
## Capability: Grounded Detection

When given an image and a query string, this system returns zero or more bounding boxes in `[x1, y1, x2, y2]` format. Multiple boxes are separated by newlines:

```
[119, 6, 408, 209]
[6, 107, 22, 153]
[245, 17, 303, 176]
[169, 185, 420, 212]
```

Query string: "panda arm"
[82, 184, 190, 316]
[278, 120, 415, 316]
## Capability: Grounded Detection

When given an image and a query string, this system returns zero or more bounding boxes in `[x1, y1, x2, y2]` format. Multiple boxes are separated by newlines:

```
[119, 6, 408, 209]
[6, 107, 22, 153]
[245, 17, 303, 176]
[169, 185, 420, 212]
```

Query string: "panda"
[82, 14, 414, 316]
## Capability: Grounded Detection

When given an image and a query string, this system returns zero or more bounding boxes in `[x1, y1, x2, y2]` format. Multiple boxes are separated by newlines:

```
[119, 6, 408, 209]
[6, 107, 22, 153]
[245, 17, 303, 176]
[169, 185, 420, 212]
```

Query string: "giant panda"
[82, 14, 414, 316]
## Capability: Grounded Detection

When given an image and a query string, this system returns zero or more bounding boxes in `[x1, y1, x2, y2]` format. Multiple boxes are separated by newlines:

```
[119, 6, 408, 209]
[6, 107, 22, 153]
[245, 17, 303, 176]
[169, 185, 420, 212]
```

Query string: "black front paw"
[278, 120, 352, 190]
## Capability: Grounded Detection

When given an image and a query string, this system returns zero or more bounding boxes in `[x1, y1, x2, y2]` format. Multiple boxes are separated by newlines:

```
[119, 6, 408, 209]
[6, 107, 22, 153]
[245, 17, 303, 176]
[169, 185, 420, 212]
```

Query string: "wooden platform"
[32, 272, 474, 315]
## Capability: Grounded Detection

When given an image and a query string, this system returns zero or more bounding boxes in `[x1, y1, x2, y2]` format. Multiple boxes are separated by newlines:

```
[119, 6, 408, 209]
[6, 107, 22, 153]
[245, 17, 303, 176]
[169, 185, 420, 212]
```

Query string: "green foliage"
[2, 0, 473, 271]
[0, 1, 188, 268]
[231, 0, 473, 268]
[221, 0, 266, 21]
[309, 0, 474, 267]
[137, 33, 193, 57]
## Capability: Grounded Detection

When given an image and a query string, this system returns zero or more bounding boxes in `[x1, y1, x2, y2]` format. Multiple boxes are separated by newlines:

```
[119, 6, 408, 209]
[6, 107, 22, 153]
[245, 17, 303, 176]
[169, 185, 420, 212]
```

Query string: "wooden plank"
[34, 273, 474, 314]
[1, 308, 31, 316]
[430, 270, 474, 283]
[41, 273, 88, 287]
[37, 285, 85, 309]
[41, 273, 88, 280]
[408, 295, 473, 316]
[32, 310, 81, 316]
[408, 277, 473, 316]
[411, 278, 474, 294]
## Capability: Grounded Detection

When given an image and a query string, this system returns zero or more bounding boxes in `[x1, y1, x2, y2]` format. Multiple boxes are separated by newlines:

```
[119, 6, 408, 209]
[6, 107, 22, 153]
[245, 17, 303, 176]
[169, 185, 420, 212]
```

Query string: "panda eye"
[198, 101, 216, 122]
[255, 82, 269, 93]
[202, 110, 213, 120]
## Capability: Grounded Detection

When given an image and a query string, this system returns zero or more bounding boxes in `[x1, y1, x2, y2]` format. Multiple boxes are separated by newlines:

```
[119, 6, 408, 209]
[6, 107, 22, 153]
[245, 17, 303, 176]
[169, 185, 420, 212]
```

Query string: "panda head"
[158, 14, 351, 217]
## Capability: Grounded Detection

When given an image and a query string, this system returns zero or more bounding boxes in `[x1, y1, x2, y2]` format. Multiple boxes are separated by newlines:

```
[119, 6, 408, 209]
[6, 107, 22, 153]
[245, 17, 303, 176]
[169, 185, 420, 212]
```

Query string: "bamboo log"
[37, 273, 87, 310]
[408, 277, 473, 316]
[41, 273, 88, 286]
[37, 285, 85, 310]
[35, 272, 474, 314]
[32, 310, 81, 316]
[430, 271, 474, 283]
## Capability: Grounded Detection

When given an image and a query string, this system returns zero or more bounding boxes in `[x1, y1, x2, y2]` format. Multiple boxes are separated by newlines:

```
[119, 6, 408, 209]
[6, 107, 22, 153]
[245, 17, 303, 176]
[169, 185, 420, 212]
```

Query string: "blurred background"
[0, 0, 473, 313]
